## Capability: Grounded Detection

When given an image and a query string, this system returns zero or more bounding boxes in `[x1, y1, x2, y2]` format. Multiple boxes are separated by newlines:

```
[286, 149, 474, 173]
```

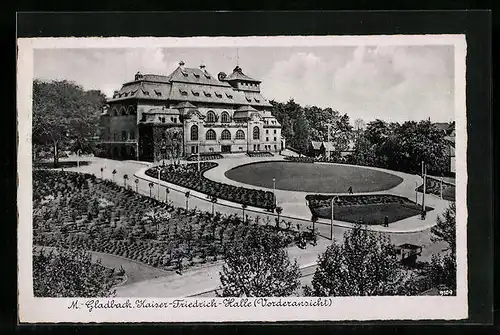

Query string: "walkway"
[57, 156, 449, 297]
[134, 155, 449, 234]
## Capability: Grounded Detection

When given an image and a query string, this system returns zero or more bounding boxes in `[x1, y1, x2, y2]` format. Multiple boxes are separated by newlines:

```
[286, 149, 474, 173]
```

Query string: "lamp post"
[415, 181, 418, 205]
[157, 167, 161, 199]
[272, 178, 276, 207]
[197, 152, 201, 174]
[100, 167, 104, 179]
[112, 169, 117, 183]
[76, 149, 82, 169]
[330, 196, 339, 241]
[134, 178, 139, 193]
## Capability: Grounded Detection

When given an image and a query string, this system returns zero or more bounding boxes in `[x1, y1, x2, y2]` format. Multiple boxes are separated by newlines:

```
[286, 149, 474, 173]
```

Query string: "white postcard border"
[17, 35, 468, 323]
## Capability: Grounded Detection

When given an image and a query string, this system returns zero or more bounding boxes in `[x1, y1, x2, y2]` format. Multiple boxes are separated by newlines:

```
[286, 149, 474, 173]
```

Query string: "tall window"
[206, 129, 216, 141]
[221, 129, 231, 140]
[253, 126, 260, 140]
[206, 111, 216, 123]
[190, 125, 199, 141]
[235, 130, 245, 140]
[130, 131, 135, 140]
[221, 111, 230, 123]
[121, 131, 127, 141]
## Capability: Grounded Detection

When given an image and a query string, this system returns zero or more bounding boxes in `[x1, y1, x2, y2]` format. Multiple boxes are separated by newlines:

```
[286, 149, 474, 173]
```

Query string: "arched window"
[235, 129, 245, 140]
[221, 129, 231, 140]
[128, 105, 136, 115]
[206, 111, 216, 123]
[120, 106, 127, 116]
[130, 131, 135, 140]
[221, 111, 230, 123]
[112, 107, 119, 116]
[206, 129, 216, 141]
[122, 131, 127, 141]
[253, 126, 260, 140]
[190, 125, 199, 141]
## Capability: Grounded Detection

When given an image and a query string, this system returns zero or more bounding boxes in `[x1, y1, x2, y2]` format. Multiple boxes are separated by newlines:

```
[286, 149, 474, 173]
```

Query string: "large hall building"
[100, 62, 282, 162]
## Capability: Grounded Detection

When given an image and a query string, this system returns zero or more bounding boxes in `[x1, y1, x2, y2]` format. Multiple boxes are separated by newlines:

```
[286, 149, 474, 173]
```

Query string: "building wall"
[102, 97, 282, 160]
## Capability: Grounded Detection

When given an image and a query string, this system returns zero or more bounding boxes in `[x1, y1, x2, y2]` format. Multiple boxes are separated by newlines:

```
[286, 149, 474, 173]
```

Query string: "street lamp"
[272, 178, 276, 207]
[330, 196, 339, 241]
[76, 149, 82, 169]
[134, 178, 139, 193]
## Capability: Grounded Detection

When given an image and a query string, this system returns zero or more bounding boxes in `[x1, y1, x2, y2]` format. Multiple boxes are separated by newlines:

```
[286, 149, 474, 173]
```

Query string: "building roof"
[168, 66, 232, 87]
[310, 141, 322, 150]
[321, 142, 335, 151]
[144, 108, 180, 115]
[107, 63, 271, 107]
[170, 101, 196, 109]
[224, 66, 261, 83]
[233, 105, 259, 119]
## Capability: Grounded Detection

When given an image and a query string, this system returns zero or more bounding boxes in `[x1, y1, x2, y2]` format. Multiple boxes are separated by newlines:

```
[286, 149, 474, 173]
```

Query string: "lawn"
[225, 161, 403, 193]
[313, 203, 434, 225]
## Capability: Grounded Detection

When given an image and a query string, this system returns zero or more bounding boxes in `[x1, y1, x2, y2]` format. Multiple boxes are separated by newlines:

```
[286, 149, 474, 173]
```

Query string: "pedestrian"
[348, 186, 353, 194]
[384, 216, 389, 227]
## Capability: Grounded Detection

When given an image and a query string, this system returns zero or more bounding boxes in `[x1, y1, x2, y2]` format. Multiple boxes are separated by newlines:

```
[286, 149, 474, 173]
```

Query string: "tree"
[291, 113, 311, 154]
[32, 80, 106, 167]
[275, 206, 283, 228]
[428, 202, 457, 293]
[185, 191, 190, 210]
[218, 229, 300, 297]
[431, 202, 456, 254]
[33, 247, 117, 297]
[210, 196, 217, 215]
[304, 225, 407, 296]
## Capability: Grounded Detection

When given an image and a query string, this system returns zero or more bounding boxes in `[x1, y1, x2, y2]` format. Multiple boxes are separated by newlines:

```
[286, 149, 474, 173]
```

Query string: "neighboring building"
[100, 62, 282, 162]
[308, 141, 322, 157]
[433, 122, 455, 174]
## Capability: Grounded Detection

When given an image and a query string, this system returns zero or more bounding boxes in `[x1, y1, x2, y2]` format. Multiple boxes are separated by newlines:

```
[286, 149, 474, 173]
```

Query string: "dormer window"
[204, 91, 212, 97]
[124, 92, 129, 97]
[193, 73, 200, 78]
[179, 89, 188, 96]
[215, 92, 222, 98]
[225, 93, 233, 99]
[141, 89, 149, 96]
[191, 90, 200, 96]
[204, 74, 211, 79]
[246, 97, 252, 102]
[181, 70, 188, 77]
[130, 90, 137, 96]
[254, 98, 260, 102]
[154, 90, 162, 97]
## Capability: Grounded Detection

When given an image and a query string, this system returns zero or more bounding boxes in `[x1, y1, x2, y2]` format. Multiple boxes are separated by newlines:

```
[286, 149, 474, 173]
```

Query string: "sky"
[33, 45, 455, 123]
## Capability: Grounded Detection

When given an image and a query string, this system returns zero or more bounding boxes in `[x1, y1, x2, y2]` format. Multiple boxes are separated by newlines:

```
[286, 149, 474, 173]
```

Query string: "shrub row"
[246, 152, 274, 158]
[145, 163, 276, 210]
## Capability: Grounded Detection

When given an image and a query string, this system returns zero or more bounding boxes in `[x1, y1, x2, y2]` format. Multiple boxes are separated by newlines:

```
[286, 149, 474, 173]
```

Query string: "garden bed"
[145, 163, 276, 210]
[246, 151, 274, 158]
[33, 170, 306, 274]
[186, 153, 224, 161]
[306, 194, 433, 225]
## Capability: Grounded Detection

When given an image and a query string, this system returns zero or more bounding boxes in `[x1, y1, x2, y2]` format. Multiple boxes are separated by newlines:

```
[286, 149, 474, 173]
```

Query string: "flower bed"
[186, 153, 224, 161]
[306, 194, 433, 225]
[33, 170, 304, 273]
[284, 156, 316, 163]
[145, 163, 276, 210]
[246, 152, 274, 158]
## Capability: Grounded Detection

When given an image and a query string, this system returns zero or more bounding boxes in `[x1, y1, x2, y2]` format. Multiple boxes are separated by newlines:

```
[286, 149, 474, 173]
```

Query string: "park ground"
[48, 154, 451, 297]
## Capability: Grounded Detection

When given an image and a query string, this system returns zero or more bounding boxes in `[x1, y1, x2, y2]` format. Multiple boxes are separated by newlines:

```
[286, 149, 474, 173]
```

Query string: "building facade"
[100, 62, 282, 162]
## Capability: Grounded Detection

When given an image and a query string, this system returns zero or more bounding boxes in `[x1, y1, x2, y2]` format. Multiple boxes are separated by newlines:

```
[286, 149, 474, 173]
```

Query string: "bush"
[145, 163, 275, 209]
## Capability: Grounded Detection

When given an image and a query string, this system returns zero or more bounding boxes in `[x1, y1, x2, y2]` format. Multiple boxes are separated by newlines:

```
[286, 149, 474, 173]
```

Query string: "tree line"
[270, 99, 451, 175]
[32, 79, 106, 166]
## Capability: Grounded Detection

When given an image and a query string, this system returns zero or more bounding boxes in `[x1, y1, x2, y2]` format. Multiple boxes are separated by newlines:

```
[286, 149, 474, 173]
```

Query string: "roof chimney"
[179, 60, 185, 67]
[200, 64, 206, 70]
